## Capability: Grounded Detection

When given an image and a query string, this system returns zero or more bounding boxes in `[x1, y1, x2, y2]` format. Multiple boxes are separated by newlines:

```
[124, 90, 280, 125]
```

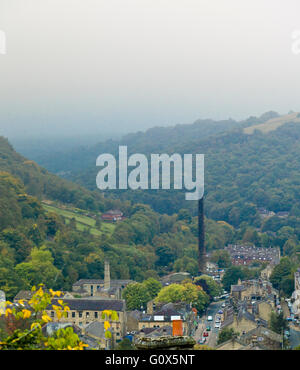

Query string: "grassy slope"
[244, 112, 300, 134]
[42, 203, 115, 236]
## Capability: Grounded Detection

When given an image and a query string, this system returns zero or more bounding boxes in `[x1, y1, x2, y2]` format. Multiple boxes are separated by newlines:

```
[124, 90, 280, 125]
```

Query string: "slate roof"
[49, 298, 125, 312]
[73, 279, 134, 287]
[240, 326, 281, 344]
[14, 290, 33, 301]
[14, 290, 69, 301]
[42, 322, 82, 337]
[221, 314, 234, 329]
[237, 309, 255, 322]
[84, 321, 105, 338]
[143, 326, 172, 337]
[154, 304, 182, 317]
[231, 285, 245, 292]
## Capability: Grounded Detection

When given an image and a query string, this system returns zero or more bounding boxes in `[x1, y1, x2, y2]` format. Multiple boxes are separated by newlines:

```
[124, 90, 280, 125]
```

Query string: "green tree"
[270, 257, 294, 296]
[269, 311, 287, 335]
[217, 328, 239, 345]
[194, 275, 222, 299]
[15, 247, 61, 290]
[210, 250, 232, 268]
[174, 256, 198, 275]
[142, 278, 162, 300]
[155, 284, 185, 304]
[122, 283, 151, 310]
[116, 338, 135, 350]
[221, 266, 245, 292]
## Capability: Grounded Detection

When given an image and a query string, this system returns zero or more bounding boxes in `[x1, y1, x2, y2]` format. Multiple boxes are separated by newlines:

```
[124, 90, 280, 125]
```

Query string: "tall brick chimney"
[104, 259, 111, 290]
[198, 197, 206, 274]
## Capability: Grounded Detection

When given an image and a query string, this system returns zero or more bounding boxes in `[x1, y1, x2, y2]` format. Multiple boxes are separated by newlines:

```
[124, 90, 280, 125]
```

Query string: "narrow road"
[195, 300, 225, 347]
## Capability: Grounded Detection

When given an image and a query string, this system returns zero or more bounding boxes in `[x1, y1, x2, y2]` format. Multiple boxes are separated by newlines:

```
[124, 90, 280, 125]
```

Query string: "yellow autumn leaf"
[111, 311, 119, 321]
[58, 300, 64, 306]
[42, 314, 52, 323]
[105, 331, 112, 339]
[104, 321, 111, 330]
[22, 309, 31, 319]
[37, 287, 44, 297]
[5, 308, 12, 317]
[31, 322, 41, 330]
[56, 311, 62, 320]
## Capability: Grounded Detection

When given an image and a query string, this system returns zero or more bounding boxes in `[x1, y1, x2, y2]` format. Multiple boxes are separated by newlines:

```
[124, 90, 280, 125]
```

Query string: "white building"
[292, 270, 300, 318]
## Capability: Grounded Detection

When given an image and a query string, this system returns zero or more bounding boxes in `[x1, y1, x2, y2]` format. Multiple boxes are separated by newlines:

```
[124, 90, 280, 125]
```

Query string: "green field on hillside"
[42, 203, 115, 236]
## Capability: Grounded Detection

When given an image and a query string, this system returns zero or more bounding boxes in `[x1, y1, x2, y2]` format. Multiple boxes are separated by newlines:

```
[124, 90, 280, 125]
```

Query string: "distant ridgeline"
[17, 112, 300, 224]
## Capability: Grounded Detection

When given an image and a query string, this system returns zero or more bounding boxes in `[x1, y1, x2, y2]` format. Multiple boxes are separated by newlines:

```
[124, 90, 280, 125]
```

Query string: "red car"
[203, 331, 209, 337]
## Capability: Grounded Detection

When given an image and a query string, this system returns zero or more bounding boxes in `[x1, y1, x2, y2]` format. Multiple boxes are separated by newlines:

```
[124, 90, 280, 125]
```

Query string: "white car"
[215, 322, 221, 329]
[207, 316, 213, 321]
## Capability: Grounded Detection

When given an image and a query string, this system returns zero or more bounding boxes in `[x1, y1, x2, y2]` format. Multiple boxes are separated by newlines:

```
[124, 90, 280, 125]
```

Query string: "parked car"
[218, 310, 223, 314]
[206, 326, 211, 331]
[198, 338, 206, 344]
[221, 303, 226, 308]
[207, 316, 213, 321]
[215, 322, 221, 329]
[203, 331, 209, 337]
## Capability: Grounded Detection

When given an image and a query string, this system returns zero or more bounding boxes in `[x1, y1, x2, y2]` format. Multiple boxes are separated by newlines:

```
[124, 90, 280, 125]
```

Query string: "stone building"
[46, 298, 127, 343]
[260, 264, 274, 280]
[239, 326, 282, 350]
[231, 279, 277, 304]
[225, 244, 280, 266]
[72, 260, 134, 299]
[101, 210, 124, 222]
[136, 303, 196, 336]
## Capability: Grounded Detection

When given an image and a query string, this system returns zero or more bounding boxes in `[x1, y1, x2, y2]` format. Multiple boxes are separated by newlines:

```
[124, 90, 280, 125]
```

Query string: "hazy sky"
[1, 0, 300, 139]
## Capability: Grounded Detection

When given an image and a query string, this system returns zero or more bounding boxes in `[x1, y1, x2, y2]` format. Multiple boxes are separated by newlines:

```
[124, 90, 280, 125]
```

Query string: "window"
[50, 311, 54, 318]
[86, 312, 90, 318]
[79, 311, 83, 318]
[94, 312, 98, 319]
[72, 312, 76, 318]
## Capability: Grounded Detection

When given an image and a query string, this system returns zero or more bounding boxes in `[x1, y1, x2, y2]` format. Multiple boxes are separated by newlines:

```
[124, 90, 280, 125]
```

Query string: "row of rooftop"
[225, 244, 280, 266]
